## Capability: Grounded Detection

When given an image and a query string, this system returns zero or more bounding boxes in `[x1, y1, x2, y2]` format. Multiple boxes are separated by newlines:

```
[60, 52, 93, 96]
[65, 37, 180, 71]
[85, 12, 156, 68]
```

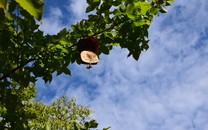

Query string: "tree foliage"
[1, 90, 102, 130]
[0, 0, 174, 129]
[28, 96, 100, 130]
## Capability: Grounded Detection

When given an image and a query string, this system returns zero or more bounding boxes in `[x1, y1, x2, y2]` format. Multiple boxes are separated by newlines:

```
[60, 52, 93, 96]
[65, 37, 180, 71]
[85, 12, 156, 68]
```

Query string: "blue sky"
[36, 0, 208, 130]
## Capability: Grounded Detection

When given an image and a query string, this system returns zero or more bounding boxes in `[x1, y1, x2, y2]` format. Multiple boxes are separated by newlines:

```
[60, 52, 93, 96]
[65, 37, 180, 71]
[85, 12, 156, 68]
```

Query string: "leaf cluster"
[28, 96, 103, 130]
[0, 91, 106, 130]
[0, 0, 174, 84]
[0, 83, 36, 129]
[75, 0, 174, 60]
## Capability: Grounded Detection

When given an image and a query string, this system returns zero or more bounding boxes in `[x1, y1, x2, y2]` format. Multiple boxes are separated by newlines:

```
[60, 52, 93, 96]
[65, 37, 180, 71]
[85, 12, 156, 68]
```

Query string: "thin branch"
[0, 59, 35, 81]
[91, 20, 127, 37]
[0, 19, 127, 81]
[68, 43, 78, 49]
[68, 20, 127, 49]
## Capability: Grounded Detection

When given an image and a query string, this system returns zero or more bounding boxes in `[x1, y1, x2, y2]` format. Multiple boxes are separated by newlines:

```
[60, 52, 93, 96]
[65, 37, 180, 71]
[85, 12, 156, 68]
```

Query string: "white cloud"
[38, 0, 88, 34]
[37, 0, 208, 130]
[66, 0, 88, 23]
[39, 7, 65, 35]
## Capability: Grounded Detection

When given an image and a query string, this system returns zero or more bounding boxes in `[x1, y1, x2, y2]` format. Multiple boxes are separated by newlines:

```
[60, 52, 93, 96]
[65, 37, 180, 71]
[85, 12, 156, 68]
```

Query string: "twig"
[91, 20, 127, 37]
[0, 59, 35, 81]
[67, 20, 127, 49]
[0, 19, 127, 81]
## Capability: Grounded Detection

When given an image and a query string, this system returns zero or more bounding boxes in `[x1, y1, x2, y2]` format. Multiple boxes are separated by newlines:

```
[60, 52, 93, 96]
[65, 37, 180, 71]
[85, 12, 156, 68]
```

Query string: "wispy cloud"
[66, 0, 88, 23]
[37, 0, 208, 130]
[39, 0, 88, 34]
[39, 7, 65, 34]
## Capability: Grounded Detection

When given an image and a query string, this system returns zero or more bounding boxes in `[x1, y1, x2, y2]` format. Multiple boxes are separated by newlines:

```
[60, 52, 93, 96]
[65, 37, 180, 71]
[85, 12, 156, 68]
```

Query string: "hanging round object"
[80, 50, 99, 64]
[77, 36, 99, 53]
[77, 36, 100, 69]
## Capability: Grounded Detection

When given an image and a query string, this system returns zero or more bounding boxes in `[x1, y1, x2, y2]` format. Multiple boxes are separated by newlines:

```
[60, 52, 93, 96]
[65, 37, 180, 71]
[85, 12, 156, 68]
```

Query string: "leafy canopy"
[0, 0, 174, 84]
[28, 96, 101, 130]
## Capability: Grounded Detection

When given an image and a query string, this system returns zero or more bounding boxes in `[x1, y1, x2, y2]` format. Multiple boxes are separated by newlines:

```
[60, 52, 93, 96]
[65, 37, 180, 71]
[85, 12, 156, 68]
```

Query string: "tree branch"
[91, 20, 125, 37]
[0, 19, 127, 81]
[0, 59, 35, 81]
[68, 20, 127, 49]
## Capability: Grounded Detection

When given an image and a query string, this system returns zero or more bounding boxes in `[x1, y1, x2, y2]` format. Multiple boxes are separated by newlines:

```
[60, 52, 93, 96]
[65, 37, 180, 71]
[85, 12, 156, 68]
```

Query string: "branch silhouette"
[0, 19, 127, 81]
[0, 59, 35, 81]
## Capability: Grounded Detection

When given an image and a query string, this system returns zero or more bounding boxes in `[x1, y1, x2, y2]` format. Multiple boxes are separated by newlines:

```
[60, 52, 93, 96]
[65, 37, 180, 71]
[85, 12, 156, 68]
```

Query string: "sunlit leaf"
[0, 0, 7, 13]
[159, 6, 168, 13]
[126, 3, 136, 19]
[137, 1, 152, 15]
[133, 19, 150, 26]
[15, 0, 44, 20]
[92, 0, 100, 2]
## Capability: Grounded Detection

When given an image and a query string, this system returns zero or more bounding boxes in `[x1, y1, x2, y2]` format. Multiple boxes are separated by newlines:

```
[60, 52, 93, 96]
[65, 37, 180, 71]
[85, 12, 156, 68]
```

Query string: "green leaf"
[89, 120, 98, 128]
[150, 7, 160, 15]
[103, 127, 111, 130]
[136, 1, 152, 15]
[119, 4, 126, 13]
[0, 0, 8, 13]
[165, 1, 171, 6]
[74, 123, 81, 130]
[92, 0, 100, 2]
[43, 73, 52, 83]
[86, 0, 100, 13]
[112, 0, 120, 6]
[99, 3, 112, 12]
[132, 50, 141, 61]
[126, 3, 136, 19]
[45, 122, 50, 130]
[63, 68, 71, 75]
[159, 6, 168, 13]
[133, 19, 150, 26]
[15, 0, 44, 20]
[86, 5, 95, 13]
[55, 44, 68, 53]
